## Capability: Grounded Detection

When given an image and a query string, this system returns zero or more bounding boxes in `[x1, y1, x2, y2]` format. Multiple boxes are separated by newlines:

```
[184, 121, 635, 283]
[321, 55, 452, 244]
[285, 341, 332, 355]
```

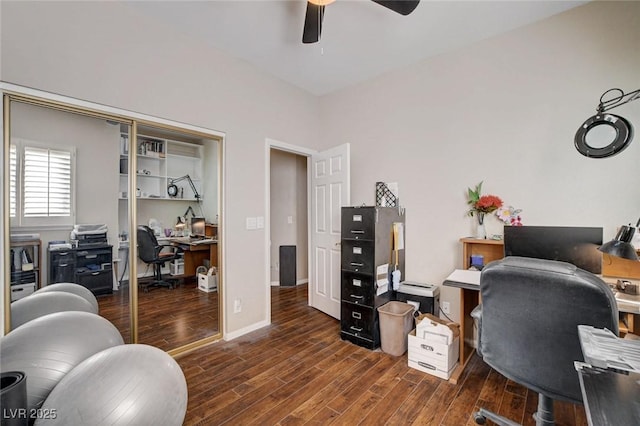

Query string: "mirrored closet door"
[3, 90, 222, 354]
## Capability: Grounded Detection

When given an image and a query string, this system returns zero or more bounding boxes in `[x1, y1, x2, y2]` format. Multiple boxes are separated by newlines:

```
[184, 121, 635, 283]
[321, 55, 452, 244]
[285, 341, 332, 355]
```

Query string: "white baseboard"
[224, 319, 270, 341]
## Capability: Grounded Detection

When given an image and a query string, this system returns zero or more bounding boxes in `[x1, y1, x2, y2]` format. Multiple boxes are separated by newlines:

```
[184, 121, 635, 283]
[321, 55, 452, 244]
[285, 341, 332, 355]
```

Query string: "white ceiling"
[127, 0, 587, 96]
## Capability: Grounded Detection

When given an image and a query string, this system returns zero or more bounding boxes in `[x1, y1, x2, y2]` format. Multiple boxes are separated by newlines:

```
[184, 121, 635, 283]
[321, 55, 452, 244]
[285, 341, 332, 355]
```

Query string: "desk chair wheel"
[473, 412, 486, 425]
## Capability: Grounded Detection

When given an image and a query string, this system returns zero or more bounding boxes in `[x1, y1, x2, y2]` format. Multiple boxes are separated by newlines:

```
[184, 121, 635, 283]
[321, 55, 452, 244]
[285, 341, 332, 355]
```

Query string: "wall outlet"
[234, 299, 242, 313]
[441, 301, 450, 314]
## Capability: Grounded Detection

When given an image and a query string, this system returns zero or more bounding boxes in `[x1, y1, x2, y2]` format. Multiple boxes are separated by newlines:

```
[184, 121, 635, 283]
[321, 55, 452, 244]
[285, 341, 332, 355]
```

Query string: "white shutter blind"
[10, 144, 17, 217]
[23, 146, 72, 217]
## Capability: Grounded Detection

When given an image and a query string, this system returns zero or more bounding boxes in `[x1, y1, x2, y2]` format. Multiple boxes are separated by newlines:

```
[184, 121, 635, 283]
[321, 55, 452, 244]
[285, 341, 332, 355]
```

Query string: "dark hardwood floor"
[98, 279, 218, 351]
[177, 285, 588, 425]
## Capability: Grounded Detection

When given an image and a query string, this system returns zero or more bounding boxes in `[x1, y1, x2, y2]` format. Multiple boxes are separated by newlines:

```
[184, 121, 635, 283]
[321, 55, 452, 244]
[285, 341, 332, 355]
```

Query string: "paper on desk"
[444, 269, 481, 285]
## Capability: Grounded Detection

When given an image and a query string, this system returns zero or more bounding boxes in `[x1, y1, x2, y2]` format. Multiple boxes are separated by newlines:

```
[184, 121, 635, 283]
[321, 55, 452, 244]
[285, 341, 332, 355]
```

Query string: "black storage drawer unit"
[341, 240, 375, 274]
[49, 245, 113, 295]
[341, 271, 375, 306]
[49, 250, 76, 283]
[339, 206, 405, 350]
[341, 208, 376, 240]
[76, 269, 112, 294]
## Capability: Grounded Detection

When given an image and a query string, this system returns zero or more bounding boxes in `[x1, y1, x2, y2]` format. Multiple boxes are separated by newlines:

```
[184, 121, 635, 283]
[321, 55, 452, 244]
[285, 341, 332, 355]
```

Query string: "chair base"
[139, 263, 178, 292]
[140, 279, 176, 293]
[474, 394, 555, 426]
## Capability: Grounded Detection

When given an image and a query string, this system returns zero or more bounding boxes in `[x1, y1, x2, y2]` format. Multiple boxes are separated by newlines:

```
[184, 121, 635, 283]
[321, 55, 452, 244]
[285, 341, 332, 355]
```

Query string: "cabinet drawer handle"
[352, 312, 362, 320]
[85, 255, 98, 259]
[350, 262, 364, 267]
[91, 271, 100, 276]
[350, 230, 365, 234]
[350, 294, 364, 299]
[421, 344, 434, 351]
[59, 263, 68, 267]
[349, 326, 363, 332]
[417, 361, 436, 371]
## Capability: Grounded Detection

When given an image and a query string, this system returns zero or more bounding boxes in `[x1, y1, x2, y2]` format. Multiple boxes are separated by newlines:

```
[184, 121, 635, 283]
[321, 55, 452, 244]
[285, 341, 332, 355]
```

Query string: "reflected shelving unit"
[118, 133, 203, 201]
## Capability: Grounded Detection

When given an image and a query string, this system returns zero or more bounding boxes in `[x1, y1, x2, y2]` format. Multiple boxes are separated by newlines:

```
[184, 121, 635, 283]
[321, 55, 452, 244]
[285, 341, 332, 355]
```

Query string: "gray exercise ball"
[0, 311, 124, 413]
[10, 291, 96, 330]
[36, 344, 188, 426]
[33, 283, 99, 313]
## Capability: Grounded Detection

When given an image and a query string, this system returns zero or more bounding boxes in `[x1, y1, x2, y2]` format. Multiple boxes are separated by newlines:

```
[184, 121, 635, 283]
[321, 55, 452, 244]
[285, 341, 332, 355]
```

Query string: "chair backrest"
[478, 256, 618, 404]
[137, 225, 159, 263]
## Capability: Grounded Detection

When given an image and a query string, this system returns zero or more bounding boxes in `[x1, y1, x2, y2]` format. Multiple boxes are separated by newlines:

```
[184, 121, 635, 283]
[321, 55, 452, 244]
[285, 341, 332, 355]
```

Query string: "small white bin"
[198, 273, 217, 292]
[170, 259, 184, 276]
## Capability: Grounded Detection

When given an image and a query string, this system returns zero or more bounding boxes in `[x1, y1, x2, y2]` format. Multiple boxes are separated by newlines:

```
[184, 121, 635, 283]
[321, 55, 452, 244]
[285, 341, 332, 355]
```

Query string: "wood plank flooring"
[98, 279, 218, 351]
[177, 285, 588, 425]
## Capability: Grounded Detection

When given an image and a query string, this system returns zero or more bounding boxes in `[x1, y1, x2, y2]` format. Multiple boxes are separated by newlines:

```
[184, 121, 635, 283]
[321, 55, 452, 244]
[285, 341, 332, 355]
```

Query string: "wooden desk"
[602, 253, 640, 334]
[442, 238, 504, 384]
[443, 269, 481, 384]
[444, 265, 640, 385]
[168, 238, 217, 277]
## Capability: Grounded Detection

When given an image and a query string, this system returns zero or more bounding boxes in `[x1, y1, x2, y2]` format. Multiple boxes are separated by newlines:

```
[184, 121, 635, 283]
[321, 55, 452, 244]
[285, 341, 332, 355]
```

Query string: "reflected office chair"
[471, 257, 618, 426]
[137, 225, 182, 292]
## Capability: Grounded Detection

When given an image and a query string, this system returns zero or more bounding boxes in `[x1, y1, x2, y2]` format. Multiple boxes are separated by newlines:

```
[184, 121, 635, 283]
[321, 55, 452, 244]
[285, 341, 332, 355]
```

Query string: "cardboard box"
[408, 329, 459, 379]
[198, 273, 217, 292]
[11, 283, 36, 302]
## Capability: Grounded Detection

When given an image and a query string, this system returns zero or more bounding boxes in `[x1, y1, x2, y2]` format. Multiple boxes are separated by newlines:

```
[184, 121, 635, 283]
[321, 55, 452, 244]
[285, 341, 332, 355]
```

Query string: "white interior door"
[310, 143, 350, 319]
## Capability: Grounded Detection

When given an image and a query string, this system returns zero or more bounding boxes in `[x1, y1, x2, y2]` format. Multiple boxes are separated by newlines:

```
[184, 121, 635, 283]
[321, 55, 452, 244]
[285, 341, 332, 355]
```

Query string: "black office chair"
[137, 225, 182, 292]
[471, 257, 618, 426]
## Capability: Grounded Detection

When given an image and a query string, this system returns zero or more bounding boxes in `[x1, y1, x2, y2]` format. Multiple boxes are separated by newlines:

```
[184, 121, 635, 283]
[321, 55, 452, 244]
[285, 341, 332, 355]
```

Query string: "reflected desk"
[443, 269, 640, 384]
[166, 237, 218, 277]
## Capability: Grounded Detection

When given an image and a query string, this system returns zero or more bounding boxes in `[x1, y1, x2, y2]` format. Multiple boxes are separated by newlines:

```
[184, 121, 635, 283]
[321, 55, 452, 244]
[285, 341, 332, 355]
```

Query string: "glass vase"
[476, 213, 486, 239]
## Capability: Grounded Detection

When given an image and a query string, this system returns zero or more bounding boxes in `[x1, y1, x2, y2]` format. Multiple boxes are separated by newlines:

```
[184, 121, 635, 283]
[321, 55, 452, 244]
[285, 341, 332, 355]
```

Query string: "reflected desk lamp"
[599, 218, 639, 262]
[168, 174, 204, 230]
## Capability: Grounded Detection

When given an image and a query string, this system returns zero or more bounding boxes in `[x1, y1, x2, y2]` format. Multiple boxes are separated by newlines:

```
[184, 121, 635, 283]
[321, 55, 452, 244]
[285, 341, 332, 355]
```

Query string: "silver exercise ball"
[36, 344, 188, 426]
[33, 282, 99, 313]
[10, 291, 96, 330]
[0, 311, 124, 413]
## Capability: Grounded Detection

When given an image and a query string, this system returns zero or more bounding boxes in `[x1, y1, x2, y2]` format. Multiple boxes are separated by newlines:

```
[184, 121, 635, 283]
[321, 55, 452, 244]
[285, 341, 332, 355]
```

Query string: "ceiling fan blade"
[371, 0, 420, 16]
[303, 2, 325, 44]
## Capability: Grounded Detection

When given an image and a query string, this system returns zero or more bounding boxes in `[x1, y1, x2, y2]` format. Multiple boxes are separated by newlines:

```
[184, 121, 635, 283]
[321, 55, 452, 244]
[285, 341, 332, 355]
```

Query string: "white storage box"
[198, 273, 217, 292]
[170, 259, 184, 276]
[408, 329, 459, 380]
[11, 283, 36, 302]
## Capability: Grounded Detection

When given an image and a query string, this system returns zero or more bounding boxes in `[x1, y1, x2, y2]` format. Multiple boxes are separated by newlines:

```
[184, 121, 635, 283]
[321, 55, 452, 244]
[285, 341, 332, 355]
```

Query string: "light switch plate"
[256, 216, 264, 229]
[246, 217, 257, 230]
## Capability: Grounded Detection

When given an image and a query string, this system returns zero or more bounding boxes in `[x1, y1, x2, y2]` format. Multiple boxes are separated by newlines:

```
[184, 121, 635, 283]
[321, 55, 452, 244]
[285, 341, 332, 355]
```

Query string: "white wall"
[318, 1, 640, 321]
[0, 1, 321, 335]
[269, 149, 308, 284]
[2, 1, 640, 334]
[10, 102, 120, 282]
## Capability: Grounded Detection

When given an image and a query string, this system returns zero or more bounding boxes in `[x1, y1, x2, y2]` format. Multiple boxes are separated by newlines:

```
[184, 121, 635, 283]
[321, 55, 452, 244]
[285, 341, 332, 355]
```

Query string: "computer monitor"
[190, 217, 206, 238]
[503, 226, 603, 274]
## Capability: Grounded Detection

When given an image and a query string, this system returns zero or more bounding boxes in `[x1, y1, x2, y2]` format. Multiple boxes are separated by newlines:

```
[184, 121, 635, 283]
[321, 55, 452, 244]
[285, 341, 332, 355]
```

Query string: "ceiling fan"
[303, 0, 420, 44]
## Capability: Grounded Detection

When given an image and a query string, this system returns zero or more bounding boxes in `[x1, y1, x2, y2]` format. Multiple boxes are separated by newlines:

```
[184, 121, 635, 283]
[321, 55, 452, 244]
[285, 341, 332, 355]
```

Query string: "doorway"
[269, 149, 308, 289]
[265, 139, 314, 321]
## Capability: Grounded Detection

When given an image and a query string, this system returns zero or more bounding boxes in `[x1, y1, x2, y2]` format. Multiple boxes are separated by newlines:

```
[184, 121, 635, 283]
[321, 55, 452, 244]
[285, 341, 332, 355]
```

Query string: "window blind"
[23, 146, 72, 217]
[10, 144, 17, 217]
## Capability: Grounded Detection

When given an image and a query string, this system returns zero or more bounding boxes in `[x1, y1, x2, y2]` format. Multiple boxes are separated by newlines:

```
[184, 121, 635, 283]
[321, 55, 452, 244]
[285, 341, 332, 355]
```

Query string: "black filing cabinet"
[49, 245, 113, 295]
[340, 206, 405, 349]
